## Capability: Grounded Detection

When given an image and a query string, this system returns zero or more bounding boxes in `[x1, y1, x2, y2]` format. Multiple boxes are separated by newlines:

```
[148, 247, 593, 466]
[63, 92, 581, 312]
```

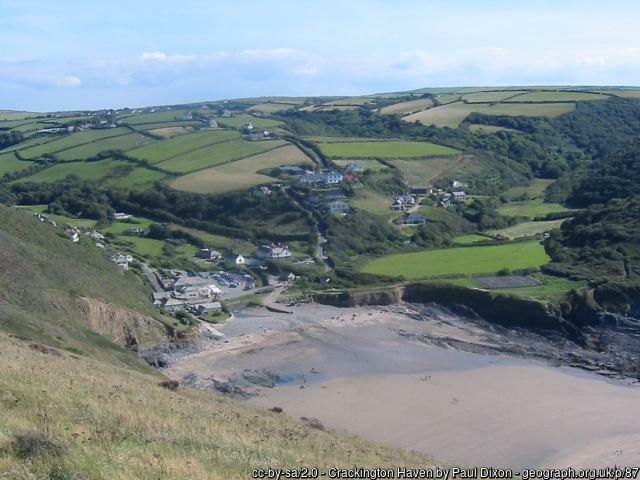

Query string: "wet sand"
[166, 303, 640, 468]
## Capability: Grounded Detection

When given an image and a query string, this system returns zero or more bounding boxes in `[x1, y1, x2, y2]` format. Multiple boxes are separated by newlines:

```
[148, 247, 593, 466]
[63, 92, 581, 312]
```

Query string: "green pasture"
[157, 139, 286, 173]
[19, 128, 131, 159]
[505, 91, 609, 102]
[488, 219, 566, 239]
[362, 240, 549, 279]
[504, 179, 555, 200]
[497, 199, 569, 219]
[215, 114, 284, 129]
[0, 152, 36, 176]
[55, 133, 154, 160]
[120, 110, 191, 125]
[129, 130, 239, 164]
[317, 141, 459, 158]
[14, 158, 131, 183]
[379, 98, 433, 115]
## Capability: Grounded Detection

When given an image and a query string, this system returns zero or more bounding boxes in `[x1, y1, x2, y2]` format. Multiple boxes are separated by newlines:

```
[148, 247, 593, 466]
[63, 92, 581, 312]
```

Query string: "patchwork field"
[104, 166, 168, 189]
[468, 124, 516, 133]
[0, 152, 35, 176]
[317, 141, 459, 158]
[0, 111, 42, 121]
[248, 102, 297, 113]
[171, 144, 311, 194]
[129, 130, 239, 164]
[120, 110, 191, 125]
[461, 90, 526, 102]
[362, 240, 550, 279]
[130, 121, 202, 131]
[504, 178, 555, 200]
[18, 128, 132, 159]
[54, 133, 154, 160]
[14, 158, 132, 183]
[147, 126, 195, 138]
[497, 199, 570, 218]
[379, 98, 433, 115]
[488, 219, 566, 239]
[157, 138, 286, 173]
[505, 91, 609, 102]
[404, 102, 575, 128]
[215, 114, 284, 129]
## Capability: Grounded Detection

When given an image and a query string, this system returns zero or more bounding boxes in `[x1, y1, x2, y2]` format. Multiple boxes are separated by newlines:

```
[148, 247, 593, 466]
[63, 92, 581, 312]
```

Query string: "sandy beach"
[165, 303, 640, 469]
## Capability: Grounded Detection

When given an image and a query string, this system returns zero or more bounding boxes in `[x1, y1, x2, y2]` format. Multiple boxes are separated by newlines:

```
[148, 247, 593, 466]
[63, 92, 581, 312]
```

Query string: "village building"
[66, 229, 80, 243]
[85, 230, 104, 241]
[110, 253, 133, 270]
[410, 185, 431, 195]
[256, 243, 292, 260]
[127, 227, 145, 236]
[452, 191, 467, 202]
[299, 171, 343, 186]
[113, 212, 131, 220]
[173, 283, 222, 302]
[390, 193, 415, 210]
[403, 214, 427, 225]
[195, 302, 222, 315]
[451, 180, 465, 189]
[326, 201, 351, 215]
[195, 248, 222, 261]
[345, 161, 364, 173]
[226, 253, 246, 266]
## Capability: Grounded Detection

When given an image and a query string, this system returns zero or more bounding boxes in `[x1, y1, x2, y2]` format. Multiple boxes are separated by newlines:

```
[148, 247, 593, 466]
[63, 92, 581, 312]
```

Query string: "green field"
[468, 124, 516, 134]
[0, 152, 36, 176]
[15, 205, 98, 229]
[488, 219, 566, 239]
[130, 121, 202, 131]
[350, 186, 396, 217]
[317, 141, 459, 158]
[505, 91, 609, 102]
[157, 138, 286, 173]
[504, 178, 555, 200]
[379, 98, 433, 115]
[491, 275, 586, 301]
[215, 114, 284, 129]
[452, 234, 490, 245]
[404, 102, 575, 128]
[100, 216, 154, 236]
[54, 133, 154, 160]
[18, 128, 131, 159]
[104, 165, 168, 189]
[14, 158, 132, 183]
[461, 90, 526, 102]
[248, 102, 297, 113]
[120, 110, 191, 125]
[0, 133, 60, 153]
[171, 144, 310, 193]
[113, 236, 165, 258]
[362, 240, 550, 279]
[129, 130, 239, 164]
[334, 159, 388, 172]
[497, 199, 569, 218]
[0, 110, 42, 121]
[386, 155, 474, 184]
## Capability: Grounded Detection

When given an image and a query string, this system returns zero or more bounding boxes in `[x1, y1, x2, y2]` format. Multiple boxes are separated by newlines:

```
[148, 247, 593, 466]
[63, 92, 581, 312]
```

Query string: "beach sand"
[166, 303, 640, 469]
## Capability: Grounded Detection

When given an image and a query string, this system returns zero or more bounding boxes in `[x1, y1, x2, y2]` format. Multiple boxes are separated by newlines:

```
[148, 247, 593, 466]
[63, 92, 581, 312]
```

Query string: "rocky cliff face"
[76, 297, 165, 347]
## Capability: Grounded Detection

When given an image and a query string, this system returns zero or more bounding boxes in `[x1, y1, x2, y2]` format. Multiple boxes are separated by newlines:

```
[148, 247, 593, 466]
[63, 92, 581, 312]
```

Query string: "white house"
[196, 302, 222, 315]
[452, 191, 467, 202]
[113, 212, 131, 220]
[256, 244, 292, 260]
[174, 284, 222, 302]
[110, 253, 133, 270]
[451, 180, 464, 189]
[66, 229, 80, 243]
[226, 254, 246, 266]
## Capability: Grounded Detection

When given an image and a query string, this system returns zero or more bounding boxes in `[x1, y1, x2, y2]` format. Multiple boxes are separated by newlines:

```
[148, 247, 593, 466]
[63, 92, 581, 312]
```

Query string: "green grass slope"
[0, 205, 171, 367]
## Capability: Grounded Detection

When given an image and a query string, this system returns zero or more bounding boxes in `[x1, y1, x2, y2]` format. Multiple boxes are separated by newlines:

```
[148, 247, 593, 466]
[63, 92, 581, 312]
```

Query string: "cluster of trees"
[0, 131, 24, 150]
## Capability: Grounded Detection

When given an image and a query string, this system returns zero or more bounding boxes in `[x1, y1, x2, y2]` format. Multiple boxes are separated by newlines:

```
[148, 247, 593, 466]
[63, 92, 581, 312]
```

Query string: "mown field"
[18, 128, 132, 159]
[0, 152, 35, 176]
[403, 102, 575, 128]
[248, 102, 297, 113]
[119, 110, 191, 125]
[461, 90, 526, 102]
[504, 178, 555, 199]
[497, 199, 570, 218]
[130, 121, 202, 131]
[54, 133, 153, 160]
[334, 159, 387, 172]
[171, 144, 311, 194]
[317, 141, 459, 158]
[362, 240, 550, 279]
[129, 130, 239, 164]
[215, 114, 284, 129]
[0, 110, 42, 121]
[379, 98, 433, 115]
[505, 91, 609, 102]
[157, 138, 286, 173]
[488, 219, 566, 239]
[452, 234, 490, 245]
[386, 154, 473, 185]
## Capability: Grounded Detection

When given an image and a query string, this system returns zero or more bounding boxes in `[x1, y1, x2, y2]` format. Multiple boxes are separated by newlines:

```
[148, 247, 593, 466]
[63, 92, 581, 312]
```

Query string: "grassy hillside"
[0, 333, 428, 479]
[0, 205, 433, 479]
[0, 205, 172, 367]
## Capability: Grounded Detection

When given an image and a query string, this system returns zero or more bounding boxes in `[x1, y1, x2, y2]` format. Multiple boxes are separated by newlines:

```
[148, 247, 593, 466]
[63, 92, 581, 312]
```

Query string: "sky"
[2, 0, 640, 111]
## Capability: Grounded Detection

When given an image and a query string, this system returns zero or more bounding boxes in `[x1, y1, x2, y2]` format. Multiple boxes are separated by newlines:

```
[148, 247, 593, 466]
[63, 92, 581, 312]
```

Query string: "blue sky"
[1, 0, 640, 111]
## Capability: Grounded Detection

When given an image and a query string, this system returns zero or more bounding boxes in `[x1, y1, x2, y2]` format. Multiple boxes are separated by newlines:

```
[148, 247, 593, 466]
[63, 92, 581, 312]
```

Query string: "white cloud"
[56, 75, 81, 87]
[139, 51, 195, 63]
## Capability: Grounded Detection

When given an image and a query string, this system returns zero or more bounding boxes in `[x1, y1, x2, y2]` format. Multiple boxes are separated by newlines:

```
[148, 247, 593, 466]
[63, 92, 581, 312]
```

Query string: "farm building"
[256, 243, 292, 260]
[452, 191, 467, 202]
[411, 185, 431, 195]
[226, 253, 246, 265]
[196, 302, 222, 315]
[326, 201, 351, 215]
[195, 248, 222, 261]
[345, 161, 364, 173]
[403, 215, 426, 225]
